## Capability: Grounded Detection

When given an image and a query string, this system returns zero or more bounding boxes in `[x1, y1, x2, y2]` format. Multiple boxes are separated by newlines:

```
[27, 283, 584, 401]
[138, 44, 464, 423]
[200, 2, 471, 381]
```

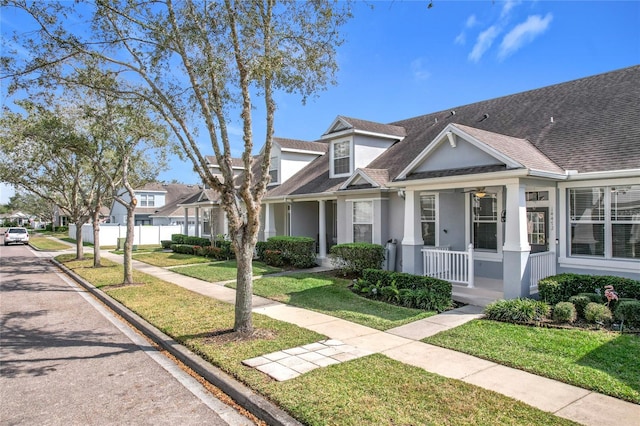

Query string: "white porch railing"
[422, 244, 474, 288]
[529, 251, 556, 291]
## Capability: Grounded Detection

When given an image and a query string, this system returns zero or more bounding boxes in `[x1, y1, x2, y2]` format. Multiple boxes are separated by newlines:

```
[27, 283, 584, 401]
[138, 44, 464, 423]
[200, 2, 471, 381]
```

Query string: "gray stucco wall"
[291, 201, 318, 238]
[438, 192, 466, 250]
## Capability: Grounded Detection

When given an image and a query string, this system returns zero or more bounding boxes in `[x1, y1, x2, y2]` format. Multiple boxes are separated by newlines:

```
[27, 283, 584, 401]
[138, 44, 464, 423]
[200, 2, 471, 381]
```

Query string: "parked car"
[4, 227, 30, 245]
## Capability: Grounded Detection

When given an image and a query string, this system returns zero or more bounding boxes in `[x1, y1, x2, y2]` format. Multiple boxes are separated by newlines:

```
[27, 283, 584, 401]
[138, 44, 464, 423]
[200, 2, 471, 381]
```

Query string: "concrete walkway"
[98, 251, 640, 426]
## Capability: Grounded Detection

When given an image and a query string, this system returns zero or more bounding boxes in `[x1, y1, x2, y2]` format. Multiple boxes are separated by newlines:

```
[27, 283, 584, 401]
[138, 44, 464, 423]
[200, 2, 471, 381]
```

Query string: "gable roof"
[274, 137, 327, 154]
[133, 183, 201, 215]
[323, 116, 407, 139]
[340, 168, 390, 190]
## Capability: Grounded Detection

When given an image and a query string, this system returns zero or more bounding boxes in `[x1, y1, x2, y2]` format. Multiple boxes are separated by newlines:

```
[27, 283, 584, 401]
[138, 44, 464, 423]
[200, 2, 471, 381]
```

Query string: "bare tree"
[2, 0, 351, 333]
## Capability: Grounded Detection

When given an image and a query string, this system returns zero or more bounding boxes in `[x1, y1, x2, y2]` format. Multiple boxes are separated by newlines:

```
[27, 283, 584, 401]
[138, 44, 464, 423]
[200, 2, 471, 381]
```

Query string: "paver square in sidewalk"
[243, 339, 373, 381]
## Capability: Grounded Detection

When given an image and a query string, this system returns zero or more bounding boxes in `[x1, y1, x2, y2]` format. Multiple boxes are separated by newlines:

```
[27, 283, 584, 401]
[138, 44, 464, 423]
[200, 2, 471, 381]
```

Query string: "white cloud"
[454, 32, 466, 45]
[501, 0, 521, 19]
[468, 25, 500, 63]
[466, 14, 478, 28]
[498, 13, 553, 60]
[411, 58, 431, 81]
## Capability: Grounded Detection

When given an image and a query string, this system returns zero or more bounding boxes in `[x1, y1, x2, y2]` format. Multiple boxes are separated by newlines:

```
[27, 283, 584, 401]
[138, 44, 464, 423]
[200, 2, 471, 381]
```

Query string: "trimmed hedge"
[539, 273, 640, 305]
[354, 269, 452, 312]
[329, 243, 385, 276]
[553, 302, 577, 324]
[259, 236, 316, 268]
[584, 302, 612, 324]
[614, 300, 640, 328]
[161, 240, 173, 249]
[171, 244, 196, 254]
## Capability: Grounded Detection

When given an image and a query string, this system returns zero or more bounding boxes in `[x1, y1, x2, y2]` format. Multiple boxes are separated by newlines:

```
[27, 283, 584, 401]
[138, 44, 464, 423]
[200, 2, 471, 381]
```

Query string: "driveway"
[0, 243, 254, 425]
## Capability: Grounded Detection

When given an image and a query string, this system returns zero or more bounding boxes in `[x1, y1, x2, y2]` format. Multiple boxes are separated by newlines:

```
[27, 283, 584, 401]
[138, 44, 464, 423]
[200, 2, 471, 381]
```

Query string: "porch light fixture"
[474, 190, 486, 198]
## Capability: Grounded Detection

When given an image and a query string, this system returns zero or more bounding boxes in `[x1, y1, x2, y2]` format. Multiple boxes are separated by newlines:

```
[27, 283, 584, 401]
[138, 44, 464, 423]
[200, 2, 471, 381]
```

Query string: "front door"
[527, 207, 548, 253]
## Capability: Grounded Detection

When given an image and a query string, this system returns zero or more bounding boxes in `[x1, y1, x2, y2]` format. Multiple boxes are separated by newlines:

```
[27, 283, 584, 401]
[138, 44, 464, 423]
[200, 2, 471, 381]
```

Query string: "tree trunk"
[92, 207, 101, 267]
[75, 222, 84, 260]
[123, 206, 135, 284]
[234, 234, 254, 334]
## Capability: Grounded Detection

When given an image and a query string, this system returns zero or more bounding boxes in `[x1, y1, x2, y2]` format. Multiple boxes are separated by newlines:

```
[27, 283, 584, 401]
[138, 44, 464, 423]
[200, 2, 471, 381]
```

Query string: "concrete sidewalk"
[98, 251, 640, 426]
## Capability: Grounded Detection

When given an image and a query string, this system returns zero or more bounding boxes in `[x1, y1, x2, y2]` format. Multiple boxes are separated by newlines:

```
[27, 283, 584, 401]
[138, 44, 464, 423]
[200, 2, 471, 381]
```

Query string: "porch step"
[452, 285, 503, 308]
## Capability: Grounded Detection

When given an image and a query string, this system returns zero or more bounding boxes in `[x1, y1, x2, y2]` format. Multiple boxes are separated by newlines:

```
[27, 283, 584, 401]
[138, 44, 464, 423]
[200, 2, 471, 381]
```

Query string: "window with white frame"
[570, 185, 640, 259]
[420, 193, 436, 246]
[353, 201, 373, 243]
[139, 194, 155, 207]
[472, 194, 498, 251]
[268, 155, 279, 184]
[332, 140, 351, 176]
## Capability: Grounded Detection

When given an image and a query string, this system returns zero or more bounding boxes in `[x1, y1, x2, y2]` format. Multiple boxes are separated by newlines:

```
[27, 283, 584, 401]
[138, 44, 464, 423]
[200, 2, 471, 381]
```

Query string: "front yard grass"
[132, 251, 212, 267]
[423, 319, 640, 404]
[172, 260, 282, 282]
[57, 255, 575, 426]
[28, 234, 71, 251]
[245, 273, 435, 331]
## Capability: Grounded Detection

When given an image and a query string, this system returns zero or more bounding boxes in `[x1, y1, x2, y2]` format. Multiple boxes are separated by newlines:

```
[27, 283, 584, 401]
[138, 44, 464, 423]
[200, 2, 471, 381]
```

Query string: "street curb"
[52, 258, 302, 426]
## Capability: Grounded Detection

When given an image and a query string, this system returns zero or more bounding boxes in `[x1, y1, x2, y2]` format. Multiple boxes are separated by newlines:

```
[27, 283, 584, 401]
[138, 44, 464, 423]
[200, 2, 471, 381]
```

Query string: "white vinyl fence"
[69, 224, 184, 246]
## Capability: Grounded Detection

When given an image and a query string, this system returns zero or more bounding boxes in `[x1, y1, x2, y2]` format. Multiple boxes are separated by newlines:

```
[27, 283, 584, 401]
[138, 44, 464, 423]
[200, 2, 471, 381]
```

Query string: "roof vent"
[550, 116, 554, 123]
[450, 110, 456, 116]
[479, 113, 489, 122]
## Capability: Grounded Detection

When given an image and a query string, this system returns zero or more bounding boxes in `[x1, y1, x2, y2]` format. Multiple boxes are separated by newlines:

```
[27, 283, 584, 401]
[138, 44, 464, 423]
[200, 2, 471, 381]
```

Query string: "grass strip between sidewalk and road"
[423, 319, 640, 404]
[56, 254, 577, 426]
[28, 234, 71, 251]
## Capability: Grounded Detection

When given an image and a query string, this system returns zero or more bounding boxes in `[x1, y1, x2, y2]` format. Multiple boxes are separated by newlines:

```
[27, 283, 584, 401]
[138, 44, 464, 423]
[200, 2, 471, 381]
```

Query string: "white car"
[4, 227, 30, 245]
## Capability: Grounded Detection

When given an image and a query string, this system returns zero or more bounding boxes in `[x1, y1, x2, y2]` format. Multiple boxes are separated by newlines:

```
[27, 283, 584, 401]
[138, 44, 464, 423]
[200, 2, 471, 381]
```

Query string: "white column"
[264, 203, 276, 239]
[401, 189, 424, 273]
[195, 207, 200, 237]
[502, 182, 531, 298]
[223, 210, 229, 238]
[318, 200, 327, 258]
[183, 207, 189, 235]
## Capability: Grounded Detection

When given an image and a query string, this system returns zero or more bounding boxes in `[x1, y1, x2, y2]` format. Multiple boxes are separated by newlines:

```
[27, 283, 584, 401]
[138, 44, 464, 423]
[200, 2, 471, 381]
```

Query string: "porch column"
[183, 207, 189, 235]
[264, 203, 276, 240]
[318, 200, 327, 258]
[223, 210, 229, 238]
[503, 182, 531, 298]
[195, 207, 200, 237]
[401, 189, 424, 274]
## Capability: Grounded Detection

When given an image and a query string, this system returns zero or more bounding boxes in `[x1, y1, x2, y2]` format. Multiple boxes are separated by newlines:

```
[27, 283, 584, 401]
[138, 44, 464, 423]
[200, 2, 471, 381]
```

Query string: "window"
[353, 201, 373, 243]
[333, 140, 351, 175]
[139, 194, 155, 207]
[268, 156, 279, 184]
[420, 193, 436, 246]
[473, 194, 497, 250]
[570, 185, 640, 259]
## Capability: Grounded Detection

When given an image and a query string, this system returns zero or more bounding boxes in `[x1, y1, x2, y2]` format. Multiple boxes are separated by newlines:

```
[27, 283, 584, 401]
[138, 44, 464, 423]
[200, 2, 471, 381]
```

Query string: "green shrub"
[265, 236, 316, 268]
[256, 241, 268, 261]
[184, 236, 211, 247]
[614, 300, 640, 328]
[584, 302, 613, 324]
[568, 293, 601, 318]
[552, 302, 577, 323]
[539, 273, 640, 305]
[171, 244, 195, 255]
[161, 240, 173, 249]
[330, 243, 385, 276]
[213, 240, 234, 260]
[263, 249, 284, 267]
[484, 299, 550, 324]
[358, 269, 452, 312]
[171, 234, 187, 244]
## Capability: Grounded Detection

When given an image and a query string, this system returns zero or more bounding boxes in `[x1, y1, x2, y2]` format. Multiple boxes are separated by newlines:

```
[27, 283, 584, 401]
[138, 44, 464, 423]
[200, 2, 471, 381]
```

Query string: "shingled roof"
[274, 137, 328, 153]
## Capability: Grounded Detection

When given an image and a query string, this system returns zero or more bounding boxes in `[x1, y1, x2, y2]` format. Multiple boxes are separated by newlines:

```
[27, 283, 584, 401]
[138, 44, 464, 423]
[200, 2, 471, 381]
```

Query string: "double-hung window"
[268, 156, 279, 184]
[570, 185, 640, 259]
[420, 193, 436, 246]
[473, 194, 498, 251]
[333, 140, 351, 176]
[353, 201, 373, 243]
[139, 194, 155, 207]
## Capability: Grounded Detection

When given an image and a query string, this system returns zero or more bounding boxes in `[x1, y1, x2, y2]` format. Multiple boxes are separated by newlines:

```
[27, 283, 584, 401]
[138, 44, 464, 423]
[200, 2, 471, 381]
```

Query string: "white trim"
[559, 256, 640, 274]
[566, 169, 640, 181]
[396, 124, 522, 180]
[330, 138, 352, 178]
[281, 147, 326, 155]
[340, 169, 381, 189]
[345, 197, 388, 202]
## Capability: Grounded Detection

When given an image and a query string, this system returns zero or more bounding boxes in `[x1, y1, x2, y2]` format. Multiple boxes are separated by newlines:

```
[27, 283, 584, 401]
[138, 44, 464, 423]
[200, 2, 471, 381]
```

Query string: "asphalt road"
[0, 241, 254, 425]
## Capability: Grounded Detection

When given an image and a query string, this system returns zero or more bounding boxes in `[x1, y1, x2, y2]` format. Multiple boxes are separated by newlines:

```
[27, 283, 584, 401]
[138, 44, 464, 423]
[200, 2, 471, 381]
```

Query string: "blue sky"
[2, 1, 639, 203]
[163, 0, 639, 185]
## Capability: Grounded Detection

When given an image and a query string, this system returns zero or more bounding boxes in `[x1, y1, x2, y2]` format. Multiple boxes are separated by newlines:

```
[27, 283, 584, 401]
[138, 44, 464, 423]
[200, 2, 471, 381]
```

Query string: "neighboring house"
[181, 66, 640, 304]
[0, 211, 30, 226]
[110, 183, 202, 226]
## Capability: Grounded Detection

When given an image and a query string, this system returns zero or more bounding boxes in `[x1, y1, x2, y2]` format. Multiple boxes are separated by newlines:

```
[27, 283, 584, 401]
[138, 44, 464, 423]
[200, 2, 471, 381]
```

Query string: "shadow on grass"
[577, 333, 640, 398]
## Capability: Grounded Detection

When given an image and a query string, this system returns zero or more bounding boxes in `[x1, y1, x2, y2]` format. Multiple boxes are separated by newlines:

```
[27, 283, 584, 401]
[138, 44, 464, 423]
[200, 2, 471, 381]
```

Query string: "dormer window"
[332, 139, 351, 177]
[268, 155, 279, 185]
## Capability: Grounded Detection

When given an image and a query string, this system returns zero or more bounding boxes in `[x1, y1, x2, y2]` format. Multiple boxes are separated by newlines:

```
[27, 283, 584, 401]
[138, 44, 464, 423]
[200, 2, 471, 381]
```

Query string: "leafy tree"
[3, 0, 351, 333]
[7, 190, 55, 226]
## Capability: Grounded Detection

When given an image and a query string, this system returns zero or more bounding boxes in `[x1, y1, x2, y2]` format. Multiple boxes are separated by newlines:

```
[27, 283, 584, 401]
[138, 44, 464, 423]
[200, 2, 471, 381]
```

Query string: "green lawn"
[246, 273, 435, 331]
[58, 255, 576, 426]
[172, 260, 282, 282]
[132, 251, 212, 267]
[28, 234, 71, 251]
[424, 319, 640, 404]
